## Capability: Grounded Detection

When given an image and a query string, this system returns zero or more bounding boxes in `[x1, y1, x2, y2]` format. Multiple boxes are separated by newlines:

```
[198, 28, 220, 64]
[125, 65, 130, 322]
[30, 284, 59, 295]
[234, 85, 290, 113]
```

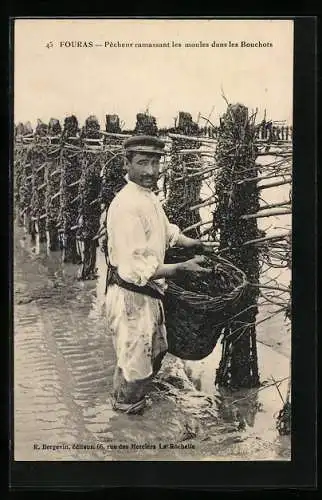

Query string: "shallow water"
[13, 219, 291, 462]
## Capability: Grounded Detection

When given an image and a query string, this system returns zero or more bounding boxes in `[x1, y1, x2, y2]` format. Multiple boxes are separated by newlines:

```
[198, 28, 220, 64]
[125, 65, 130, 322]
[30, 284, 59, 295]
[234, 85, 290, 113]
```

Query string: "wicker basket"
[163, 248, 248, 360]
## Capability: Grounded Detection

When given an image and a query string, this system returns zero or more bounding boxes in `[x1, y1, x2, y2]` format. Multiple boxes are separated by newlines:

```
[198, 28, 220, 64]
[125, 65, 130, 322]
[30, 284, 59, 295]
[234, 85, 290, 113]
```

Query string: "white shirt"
[106, 180, 180, 293]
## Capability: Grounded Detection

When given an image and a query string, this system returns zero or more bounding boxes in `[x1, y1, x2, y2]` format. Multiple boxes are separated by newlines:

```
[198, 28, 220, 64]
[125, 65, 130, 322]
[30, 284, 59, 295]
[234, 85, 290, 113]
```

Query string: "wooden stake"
[168, 132, 217, 144]
[50, 169, 61, 177]
[37, 182, 47, 191]
[36, 163, 46, 173]
[242, 231, 291, 246]
[250, 283, 290, 293]
[100, 131, 132, 139]
[83, 138, 104, 144]
[51, 190, 61, 201]
[258, 200, 291, 211]
[190, 194, 216, 211]
[71, 194, 81, 205]
[258, 177, 292, 190]
[236, 172, 292, 185]
[176, 150, 215, 156]
[67, 179, 81, 189]
[190, 198, 216, 211]
[174, 165, 219, 182]
[182, 219, 213, 233]
[256, 151, 292, 157]
[241, 208, 291, 220]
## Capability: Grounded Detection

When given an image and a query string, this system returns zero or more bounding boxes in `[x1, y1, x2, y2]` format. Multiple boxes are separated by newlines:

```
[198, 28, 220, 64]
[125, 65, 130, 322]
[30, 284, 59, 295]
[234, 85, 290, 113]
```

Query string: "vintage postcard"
[12, 18, 294, 464]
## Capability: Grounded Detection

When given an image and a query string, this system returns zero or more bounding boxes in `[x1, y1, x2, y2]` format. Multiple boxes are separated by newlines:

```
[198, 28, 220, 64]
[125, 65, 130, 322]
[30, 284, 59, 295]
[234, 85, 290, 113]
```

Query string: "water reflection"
[215, 386, 262, 431]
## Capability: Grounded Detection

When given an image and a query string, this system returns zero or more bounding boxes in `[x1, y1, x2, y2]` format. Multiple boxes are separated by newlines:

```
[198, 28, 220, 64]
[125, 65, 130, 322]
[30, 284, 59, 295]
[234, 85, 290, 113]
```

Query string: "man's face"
[126, 152, 161, 189]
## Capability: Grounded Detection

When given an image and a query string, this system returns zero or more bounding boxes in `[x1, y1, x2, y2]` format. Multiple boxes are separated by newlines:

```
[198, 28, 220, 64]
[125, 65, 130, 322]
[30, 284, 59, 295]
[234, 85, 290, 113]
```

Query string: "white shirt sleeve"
[107, 204, 159, 286]
[161, 207, 180, 248]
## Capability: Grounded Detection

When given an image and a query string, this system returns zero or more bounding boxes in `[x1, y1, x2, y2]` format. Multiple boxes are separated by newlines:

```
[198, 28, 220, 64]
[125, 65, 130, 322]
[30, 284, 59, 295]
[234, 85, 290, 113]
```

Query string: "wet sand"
[13, 224, 291, 462]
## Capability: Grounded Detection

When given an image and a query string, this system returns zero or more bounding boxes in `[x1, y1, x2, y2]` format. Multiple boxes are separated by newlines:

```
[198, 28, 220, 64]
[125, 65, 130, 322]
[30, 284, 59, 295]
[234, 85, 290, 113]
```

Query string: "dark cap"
[123, 135, 166, 155]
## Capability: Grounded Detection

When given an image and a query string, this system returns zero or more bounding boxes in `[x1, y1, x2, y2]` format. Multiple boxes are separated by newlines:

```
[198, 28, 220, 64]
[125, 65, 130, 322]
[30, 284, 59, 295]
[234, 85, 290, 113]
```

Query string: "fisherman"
[105, 135, 212, 414]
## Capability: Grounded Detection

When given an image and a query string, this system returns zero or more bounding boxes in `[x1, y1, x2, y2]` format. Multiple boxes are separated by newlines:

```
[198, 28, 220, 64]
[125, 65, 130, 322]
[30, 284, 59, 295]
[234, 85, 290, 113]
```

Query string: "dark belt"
[105, 263, 164, 301]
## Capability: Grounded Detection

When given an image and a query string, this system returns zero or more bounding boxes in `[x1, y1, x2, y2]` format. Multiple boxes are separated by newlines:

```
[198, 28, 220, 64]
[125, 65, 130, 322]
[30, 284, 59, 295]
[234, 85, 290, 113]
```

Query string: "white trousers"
[105, 284, 168, 383]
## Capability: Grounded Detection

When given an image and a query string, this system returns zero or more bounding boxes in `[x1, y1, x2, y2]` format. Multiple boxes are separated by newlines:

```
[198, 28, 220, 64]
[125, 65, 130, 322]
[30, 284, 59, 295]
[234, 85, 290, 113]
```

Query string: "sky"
[14, 19, 294, 130]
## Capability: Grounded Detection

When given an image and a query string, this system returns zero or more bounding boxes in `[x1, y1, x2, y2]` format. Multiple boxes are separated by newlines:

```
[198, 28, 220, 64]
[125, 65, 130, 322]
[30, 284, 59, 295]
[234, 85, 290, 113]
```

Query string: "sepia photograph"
[13, 18, 293, 462]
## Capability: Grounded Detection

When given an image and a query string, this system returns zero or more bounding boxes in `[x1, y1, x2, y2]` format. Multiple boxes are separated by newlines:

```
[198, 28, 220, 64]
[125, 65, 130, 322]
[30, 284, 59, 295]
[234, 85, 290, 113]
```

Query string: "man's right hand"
[179, 255, 212, 274]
